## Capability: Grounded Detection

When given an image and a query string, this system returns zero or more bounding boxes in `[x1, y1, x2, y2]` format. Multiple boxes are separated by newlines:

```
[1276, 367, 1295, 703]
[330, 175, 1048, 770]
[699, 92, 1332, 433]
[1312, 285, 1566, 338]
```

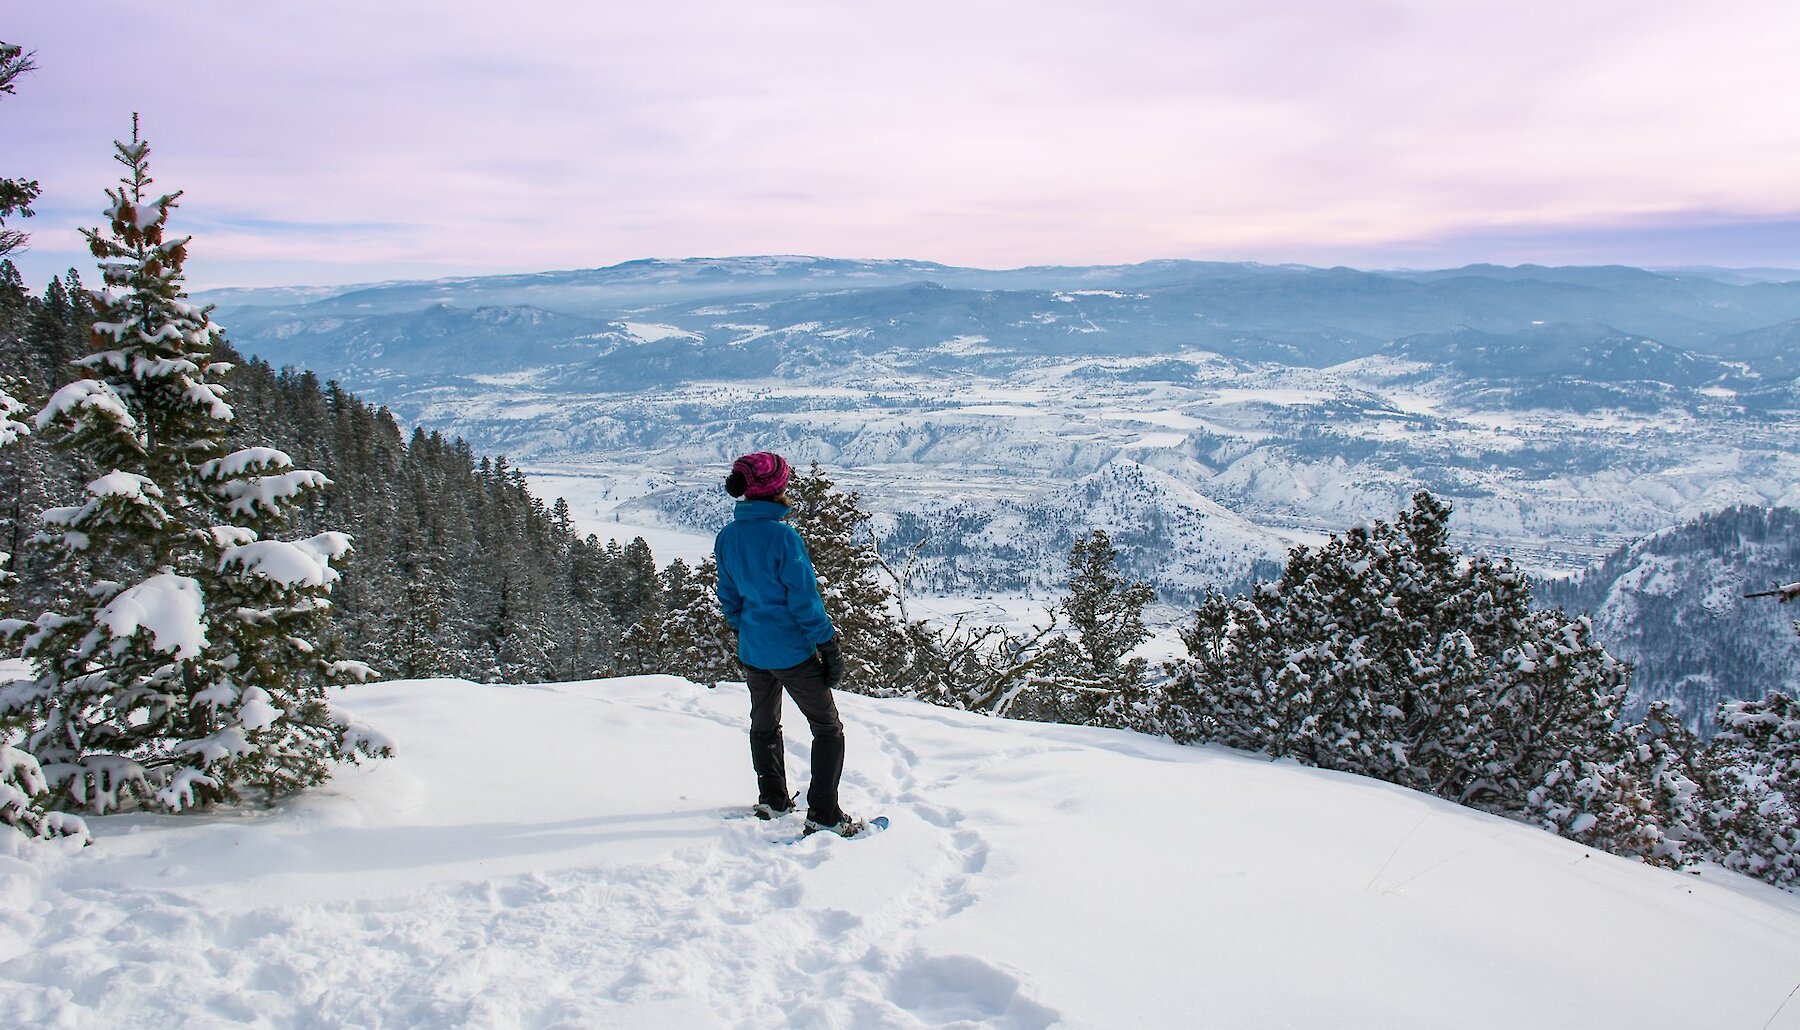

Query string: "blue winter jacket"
[714, 500, 837, 670]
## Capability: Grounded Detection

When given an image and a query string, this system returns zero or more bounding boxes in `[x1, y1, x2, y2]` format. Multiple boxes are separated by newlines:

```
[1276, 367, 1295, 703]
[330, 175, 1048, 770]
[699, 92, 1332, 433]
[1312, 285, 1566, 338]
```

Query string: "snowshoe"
[752, 795, 798, 821]
[803, 814, 868, 838]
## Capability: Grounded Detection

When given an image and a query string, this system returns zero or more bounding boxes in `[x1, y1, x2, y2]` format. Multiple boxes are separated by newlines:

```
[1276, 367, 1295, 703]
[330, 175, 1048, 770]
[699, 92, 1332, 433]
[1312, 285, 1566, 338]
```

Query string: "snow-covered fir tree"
[385, 545, 452, 679]
[614, 582, 665, 678]
[0, 120, 389, 818]
[654, 557, 738, 686]
[609, 536, 660, 631]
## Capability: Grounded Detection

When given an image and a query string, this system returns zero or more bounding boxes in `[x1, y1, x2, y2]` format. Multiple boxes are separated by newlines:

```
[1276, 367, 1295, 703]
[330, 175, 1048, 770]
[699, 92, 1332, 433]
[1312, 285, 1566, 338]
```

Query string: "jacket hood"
[733, 499, 791, 522]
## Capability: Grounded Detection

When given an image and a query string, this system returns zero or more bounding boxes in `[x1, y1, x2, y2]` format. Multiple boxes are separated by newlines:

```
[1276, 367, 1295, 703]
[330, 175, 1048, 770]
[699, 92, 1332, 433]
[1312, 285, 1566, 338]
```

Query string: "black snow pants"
[743, 653, 845, 825]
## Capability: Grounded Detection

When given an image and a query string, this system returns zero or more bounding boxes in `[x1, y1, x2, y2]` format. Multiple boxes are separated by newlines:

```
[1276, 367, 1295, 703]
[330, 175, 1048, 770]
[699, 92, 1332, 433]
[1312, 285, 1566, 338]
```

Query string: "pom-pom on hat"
[726, 452, 792, 500]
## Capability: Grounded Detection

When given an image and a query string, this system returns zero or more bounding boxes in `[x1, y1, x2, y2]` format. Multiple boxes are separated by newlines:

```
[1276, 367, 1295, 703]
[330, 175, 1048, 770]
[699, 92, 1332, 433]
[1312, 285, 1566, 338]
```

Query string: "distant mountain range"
[204, 257, 1800, 393]
[200, 256, 1799, 724]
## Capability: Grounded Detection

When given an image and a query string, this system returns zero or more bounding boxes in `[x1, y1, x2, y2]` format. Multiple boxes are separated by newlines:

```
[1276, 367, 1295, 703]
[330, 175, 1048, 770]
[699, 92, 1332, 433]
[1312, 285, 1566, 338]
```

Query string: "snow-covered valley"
[209, 257, 1800, 592]
[8, 676, 1799, 1029]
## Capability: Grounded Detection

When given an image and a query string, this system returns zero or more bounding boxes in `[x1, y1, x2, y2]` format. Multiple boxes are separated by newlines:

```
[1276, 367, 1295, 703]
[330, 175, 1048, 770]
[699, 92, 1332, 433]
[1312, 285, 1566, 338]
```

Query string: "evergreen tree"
[383, 542, 452, 679]
[0, 42, 40, 260]
[561, 532, 621, 680]
[1010, 529, 1154, 728]
[613, 536, 661, 629]
[0, 372, 87, 843]
[614, 562, 667, 677]
[656, 557, 738, 685]
[786, 464, 910, 695]
[0, 271, 86, 622]
[0, 121, 388, 817]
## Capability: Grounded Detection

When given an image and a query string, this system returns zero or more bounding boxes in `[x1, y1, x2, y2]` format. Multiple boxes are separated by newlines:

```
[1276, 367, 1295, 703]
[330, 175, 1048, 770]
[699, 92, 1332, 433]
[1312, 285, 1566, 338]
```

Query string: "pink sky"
[6, 1, 1800, 289]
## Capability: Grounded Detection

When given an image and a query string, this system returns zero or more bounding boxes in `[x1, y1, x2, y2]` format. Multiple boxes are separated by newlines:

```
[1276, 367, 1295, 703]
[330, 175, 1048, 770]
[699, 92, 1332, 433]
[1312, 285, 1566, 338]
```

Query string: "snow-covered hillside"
[1541, 504, 1800, 728]
[7, 677, 1798, 1028]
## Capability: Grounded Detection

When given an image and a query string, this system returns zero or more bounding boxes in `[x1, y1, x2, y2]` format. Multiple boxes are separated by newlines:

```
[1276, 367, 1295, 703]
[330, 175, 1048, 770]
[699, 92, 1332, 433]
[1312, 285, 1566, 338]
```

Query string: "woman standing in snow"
[714, 452, 862, 837]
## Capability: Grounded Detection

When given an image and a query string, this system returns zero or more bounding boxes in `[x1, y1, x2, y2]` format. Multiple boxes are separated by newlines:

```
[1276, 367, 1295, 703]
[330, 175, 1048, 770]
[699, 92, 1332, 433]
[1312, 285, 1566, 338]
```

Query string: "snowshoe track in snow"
[2, 678, 1060, 1029]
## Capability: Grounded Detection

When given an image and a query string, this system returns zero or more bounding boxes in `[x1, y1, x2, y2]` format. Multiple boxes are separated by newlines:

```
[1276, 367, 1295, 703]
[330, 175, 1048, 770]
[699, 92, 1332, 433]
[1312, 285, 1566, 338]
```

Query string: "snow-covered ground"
[6, 677, 1800, 1029]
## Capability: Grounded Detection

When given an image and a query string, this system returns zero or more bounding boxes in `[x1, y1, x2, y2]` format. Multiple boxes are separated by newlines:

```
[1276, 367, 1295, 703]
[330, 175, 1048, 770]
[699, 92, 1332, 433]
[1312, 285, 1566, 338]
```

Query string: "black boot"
[749, 729, 790, 810]
[806, 729, 845, 824]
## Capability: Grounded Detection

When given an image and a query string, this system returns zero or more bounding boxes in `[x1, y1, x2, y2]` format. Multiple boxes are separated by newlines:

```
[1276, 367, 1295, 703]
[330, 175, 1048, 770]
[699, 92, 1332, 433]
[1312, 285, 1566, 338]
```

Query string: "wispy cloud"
[8, 1, 1800, 288]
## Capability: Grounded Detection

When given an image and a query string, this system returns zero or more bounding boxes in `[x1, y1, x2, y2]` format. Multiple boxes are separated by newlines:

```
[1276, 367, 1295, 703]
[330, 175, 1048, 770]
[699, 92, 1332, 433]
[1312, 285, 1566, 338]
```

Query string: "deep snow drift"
[5, 677, 1799, 1029]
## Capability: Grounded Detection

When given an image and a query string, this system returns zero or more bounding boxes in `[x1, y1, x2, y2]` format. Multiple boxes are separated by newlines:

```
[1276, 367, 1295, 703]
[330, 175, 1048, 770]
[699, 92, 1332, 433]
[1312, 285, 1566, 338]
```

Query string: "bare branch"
[1744, 582, 1800, 603]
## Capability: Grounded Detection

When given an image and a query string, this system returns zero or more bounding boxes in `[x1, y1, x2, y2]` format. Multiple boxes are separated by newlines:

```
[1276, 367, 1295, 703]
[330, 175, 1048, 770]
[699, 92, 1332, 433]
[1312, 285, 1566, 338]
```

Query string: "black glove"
[816, 636, 845, 689]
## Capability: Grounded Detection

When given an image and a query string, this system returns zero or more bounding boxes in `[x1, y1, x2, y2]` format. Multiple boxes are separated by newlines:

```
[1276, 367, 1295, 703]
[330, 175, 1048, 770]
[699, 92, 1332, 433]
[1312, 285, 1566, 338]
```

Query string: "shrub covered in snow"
[1163, 492, 1628, 816]
[1158, 491, 1800, 889]
[1525, 702, 1714, 866]
[1708, 691, 1800, 887]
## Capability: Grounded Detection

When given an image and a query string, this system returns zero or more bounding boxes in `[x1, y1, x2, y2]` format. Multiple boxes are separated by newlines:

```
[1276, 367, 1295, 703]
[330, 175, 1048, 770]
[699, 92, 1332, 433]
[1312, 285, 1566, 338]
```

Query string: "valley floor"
[4, 678, 1799, 1029]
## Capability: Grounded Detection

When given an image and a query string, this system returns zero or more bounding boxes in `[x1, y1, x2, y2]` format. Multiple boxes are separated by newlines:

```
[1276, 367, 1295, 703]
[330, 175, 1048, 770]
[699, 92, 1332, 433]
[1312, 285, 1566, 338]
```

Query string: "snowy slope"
[5, 677, 1799, 1029]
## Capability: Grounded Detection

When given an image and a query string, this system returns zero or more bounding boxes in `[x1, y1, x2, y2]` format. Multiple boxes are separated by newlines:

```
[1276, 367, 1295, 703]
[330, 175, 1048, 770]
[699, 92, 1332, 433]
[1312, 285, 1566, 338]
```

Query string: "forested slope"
[1540, 504, 1800, 731]
[0, 261, 711, 686]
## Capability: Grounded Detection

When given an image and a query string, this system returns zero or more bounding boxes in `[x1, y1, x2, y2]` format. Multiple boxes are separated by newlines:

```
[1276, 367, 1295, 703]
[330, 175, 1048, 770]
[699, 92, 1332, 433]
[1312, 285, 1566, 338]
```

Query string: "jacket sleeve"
[714, 540, 743, 630]
[780, 529, 838, 647]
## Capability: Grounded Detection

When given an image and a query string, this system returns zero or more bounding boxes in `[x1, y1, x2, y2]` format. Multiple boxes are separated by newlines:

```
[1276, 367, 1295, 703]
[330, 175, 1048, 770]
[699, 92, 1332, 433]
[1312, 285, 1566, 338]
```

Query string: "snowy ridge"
[6, 677, 1798, 1028]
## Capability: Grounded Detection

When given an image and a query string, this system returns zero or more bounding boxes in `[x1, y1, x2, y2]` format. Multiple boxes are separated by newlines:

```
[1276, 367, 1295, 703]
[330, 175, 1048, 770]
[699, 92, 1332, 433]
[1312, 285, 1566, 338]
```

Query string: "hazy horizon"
[182, 253, 1796, 298]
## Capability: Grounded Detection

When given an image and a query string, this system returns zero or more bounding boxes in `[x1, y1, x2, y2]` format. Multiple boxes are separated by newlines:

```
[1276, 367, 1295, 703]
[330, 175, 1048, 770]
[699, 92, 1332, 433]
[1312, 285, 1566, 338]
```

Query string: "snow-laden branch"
[219, 532, 353, 589]
[94, 573, 207, 659]
[36, 379, 138, 433]
[0, 388, 29, 447]
[214, 468, 328, 516]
